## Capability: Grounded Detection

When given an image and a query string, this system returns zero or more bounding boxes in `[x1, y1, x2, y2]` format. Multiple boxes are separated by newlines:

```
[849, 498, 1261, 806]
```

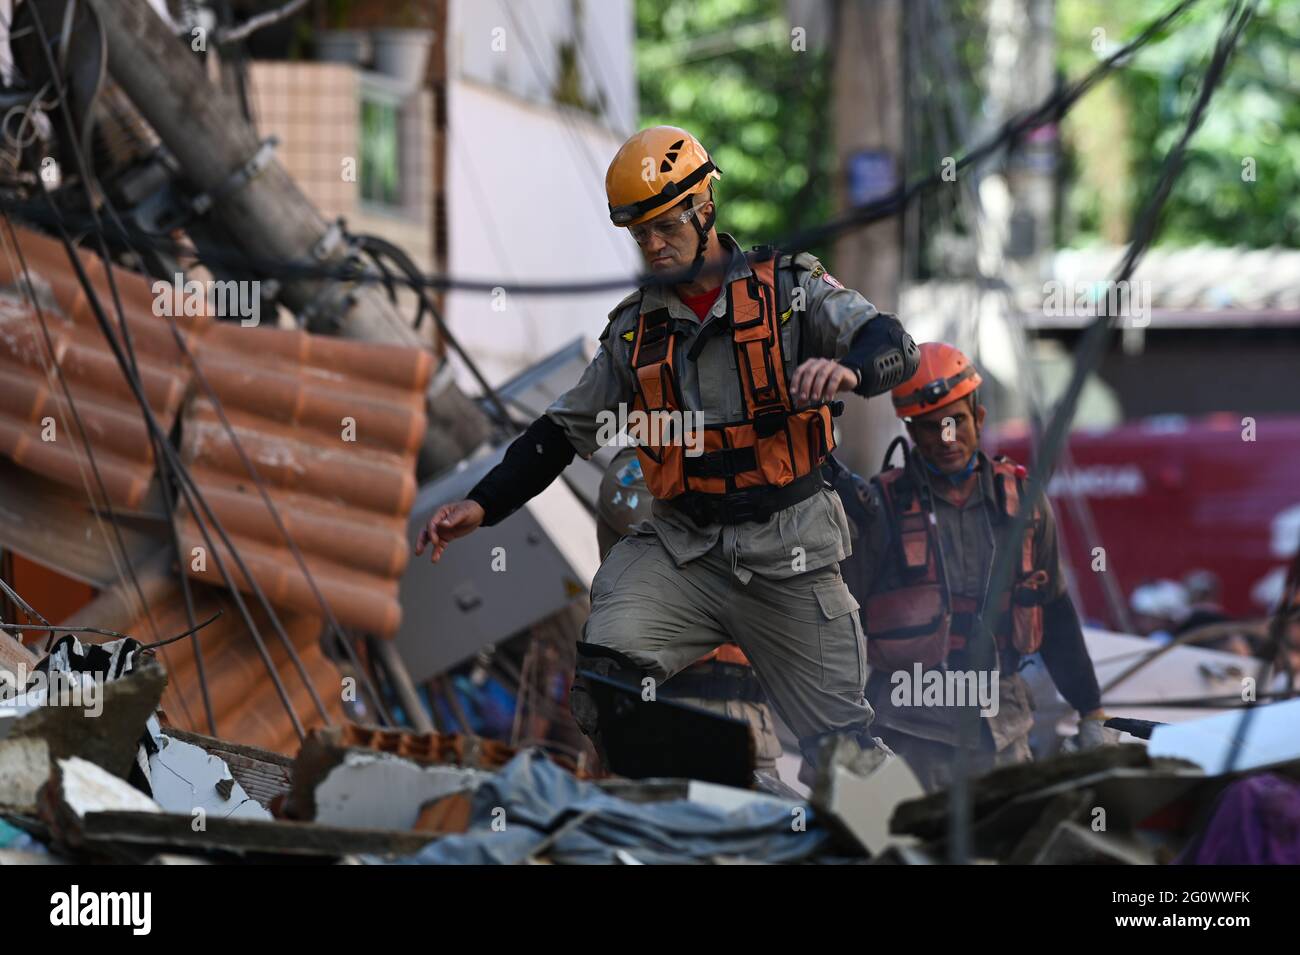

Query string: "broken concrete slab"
[161, 727, 294, 811]
[284, 725, 519, 822]
[50, 757, 161, 816]
[72, 810, 440, 861]
[312, 750, 484, 830]
[8, 660, 166, 779]
[890, 744, 1200, 841]
[1030, 820, 1155, 865]
[147, 732, 271, 822]
[0, 736, 49, 812]
[42, 755, 161, 851]
[1148, 698, 1300, 774]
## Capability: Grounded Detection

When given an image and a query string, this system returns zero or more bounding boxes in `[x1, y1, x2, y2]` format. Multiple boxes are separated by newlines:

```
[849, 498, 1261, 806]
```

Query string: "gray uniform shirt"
[545, 233, 881, 584]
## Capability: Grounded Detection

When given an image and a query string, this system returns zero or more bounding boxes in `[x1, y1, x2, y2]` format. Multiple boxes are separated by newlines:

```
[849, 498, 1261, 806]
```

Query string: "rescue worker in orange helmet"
[836, 342, 1111, 792]
[416, 126, 919, 776]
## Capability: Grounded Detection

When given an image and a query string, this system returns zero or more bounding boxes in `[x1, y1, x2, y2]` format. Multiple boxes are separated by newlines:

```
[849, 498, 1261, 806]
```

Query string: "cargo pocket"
[590, 534, 655, 604]
[814, 579, 867, 693]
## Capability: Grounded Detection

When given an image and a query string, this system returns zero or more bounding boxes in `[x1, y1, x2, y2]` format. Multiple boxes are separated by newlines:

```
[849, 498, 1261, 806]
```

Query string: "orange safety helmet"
[891, 342, 983, 419]
[605, 126, 721, 228]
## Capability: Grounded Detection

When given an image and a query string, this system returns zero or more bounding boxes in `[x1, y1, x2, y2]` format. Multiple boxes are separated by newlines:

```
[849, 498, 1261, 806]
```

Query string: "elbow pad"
[841, 314, 920, 397]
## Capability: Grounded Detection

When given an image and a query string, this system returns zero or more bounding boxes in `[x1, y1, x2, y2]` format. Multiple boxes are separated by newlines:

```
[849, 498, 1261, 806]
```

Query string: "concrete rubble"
[146, 724, 272, 822]
[1, 629, 1297, 864]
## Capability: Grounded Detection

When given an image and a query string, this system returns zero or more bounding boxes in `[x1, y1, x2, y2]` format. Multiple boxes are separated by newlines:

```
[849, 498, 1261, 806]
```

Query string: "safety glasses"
[628, 203, 697, 245]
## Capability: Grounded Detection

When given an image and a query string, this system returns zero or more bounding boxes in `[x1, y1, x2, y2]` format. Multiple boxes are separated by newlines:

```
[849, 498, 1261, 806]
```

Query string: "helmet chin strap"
[680, 199, 718, 285]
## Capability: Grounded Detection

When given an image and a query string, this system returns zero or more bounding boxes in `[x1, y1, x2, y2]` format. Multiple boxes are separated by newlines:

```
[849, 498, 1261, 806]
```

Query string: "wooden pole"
[83, 0, 490, 475]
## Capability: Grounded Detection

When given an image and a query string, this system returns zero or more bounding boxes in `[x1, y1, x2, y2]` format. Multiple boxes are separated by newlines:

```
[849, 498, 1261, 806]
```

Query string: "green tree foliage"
[637, 0, 1298, 257]
[1058, 0, 1300, 248]
[635, 0, 834, 254]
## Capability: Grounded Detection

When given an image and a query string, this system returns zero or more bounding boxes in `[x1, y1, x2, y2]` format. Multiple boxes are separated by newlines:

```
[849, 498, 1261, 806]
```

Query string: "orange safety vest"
[863, 455, 1050, 672]
[628, 258, 836, 501]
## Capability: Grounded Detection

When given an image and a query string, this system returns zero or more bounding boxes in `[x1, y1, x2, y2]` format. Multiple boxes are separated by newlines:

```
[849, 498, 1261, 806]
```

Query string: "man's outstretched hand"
[415, 499, 486, 563]
[790, 358, 860, 406]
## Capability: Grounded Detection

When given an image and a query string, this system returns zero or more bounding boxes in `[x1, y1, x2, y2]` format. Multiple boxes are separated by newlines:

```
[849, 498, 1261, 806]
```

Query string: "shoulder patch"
[622, 329, 635, 342]
[787, 251, 843, 289]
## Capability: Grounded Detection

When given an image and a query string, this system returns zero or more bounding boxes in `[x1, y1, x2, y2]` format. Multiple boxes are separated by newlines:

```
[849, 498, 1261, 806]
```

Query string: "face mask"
[922, 452, 977, 485]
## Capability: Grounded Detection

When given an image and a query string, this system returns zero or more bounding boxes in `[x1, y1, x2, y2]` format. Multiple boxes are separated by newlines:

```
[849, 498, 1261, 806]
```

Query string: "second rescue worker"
[840, 343, 1110, 791]
[416, 126, 919, 771]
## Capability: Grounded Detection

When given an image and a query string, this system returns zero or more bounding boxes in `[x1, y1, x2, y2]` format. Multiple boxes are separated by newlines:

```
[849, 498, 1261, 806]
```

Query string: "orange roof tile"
[0, 223, 430, 700]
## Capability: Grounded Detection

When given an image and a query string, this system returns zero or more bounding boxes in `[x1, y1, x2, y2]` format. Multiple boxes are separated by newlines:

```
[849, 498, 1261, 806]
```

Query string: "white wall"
[449, 0, 636, 136]
[445, 78, 642, 386]
[445, 0, 640, 387]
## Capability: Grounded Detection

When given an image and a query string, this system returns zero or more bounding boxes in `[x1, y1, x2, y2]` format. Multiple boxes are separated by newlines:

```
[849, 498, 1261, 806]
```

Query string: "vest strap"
[683, 446, 758, 480]
[668, 469, 826, 526]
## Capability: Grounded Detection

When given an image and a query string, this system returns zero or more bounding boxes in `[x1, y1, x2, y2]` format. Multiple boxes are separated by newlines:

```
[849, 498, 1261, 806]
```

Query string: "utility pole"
[831, 0, 906, 478]
[984, 0, 1057, 285]
[84, 0, 490, 476]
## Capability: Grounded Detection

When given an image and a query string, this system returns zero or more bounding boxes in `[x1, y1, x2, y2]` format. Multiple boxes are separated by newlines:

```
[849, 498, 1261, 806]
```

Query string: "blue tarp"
[386, 749, 833, 865]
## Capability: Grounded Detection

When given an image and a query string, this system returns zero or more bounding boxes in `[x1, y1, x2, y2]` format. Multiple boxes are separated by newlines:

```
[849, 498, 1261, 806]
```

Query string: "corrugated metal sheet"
[0, 224, 430, 638]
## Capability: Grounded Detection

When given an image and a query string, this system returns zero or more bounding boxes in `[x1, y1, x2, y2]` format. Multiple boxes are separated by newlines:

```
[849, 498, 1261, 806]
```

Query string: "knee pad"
[570, 642, 653, 745]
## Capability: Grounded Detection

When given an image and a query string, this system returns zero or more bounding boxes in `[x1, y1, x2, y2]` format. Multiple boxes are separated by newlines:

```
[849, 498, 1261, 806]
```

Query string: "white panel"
[446, 78, 643, 387]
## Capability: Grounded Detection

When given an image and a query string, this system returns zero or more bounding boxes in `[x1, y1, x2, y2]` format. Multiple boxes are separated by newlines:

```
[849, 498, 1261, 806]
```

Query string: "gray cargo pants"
[578, 532, 876, 768]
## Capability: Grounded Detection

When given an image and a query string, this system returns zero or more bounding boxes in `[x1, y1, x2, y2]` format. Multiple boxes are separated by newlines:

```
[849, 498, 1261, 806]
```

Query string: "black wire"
[36, 205, 313, 738]
[965, 0, 1260, 750]
[353, 233, 526, 433]
[26, 4, 399, 733]
[0, 215, 191, 730]
[2, 0, 1206, 299]
[23, 0, 214, 729]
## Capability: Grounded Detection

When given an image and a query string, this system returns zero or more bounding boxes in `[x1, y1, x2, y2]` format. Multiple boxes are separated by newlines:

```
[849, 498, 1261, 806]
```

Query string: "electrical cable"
[966, 0, 1259, 778]
[0, 212, 200, 731]
[26, 4, 399, 731]
[1, 0, 1210, 300]
[21, 0, 215, 728]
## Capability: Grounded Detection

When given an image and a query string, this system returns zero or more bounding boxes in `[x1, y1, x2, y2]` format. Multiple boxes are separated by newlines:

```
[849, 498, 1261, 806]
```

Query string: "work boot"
[797, 730, 895, 792]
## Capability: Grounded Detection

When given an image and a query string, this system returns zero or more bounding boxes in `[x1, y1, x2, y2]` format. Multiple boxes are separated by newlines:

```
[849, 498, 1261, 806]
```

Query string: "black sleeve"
[838, 313, 920, 397]
[466, 414, 577, 527]
[1039, 593, 1103, 715]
